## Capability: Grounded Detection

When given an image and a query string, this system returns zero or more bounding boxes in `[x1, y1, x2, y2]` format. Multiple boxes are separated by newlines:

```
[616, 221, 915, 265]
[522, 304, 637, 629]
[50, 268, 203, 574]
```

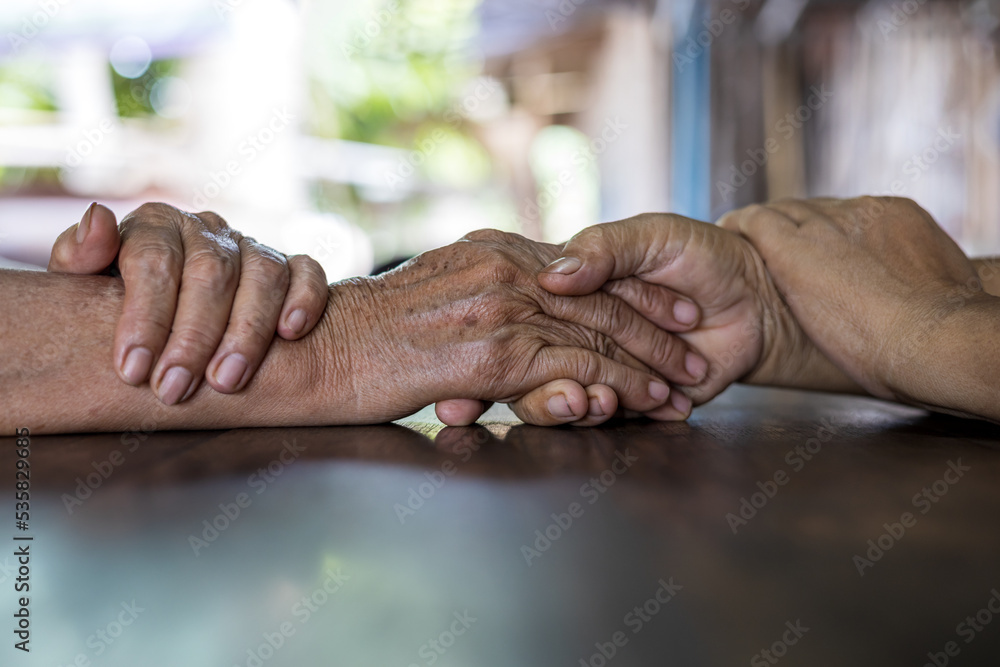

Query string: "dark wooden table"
[3, 386, 1000, 667]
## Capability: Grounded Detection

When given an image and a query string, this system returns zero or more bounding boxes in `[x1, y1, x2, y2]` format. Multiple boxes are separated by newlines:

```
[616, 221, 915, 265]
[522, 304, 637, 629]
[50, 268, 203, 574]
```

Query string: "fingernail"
[121, 347, 153, 385]
[588, 396, 604, 417]
[541, 257, 581, 275]
[547, 394, 575, 419]
[158, 366, 193, 406]
[215, 353, 249, 391]
[673, 299, 698, 325]
[76, 202, 97, 243]
[670, 391, 692, 416]
[286, 309, 307, 335]
[649, 380, 670, 401]
[685, 352, 708, 381]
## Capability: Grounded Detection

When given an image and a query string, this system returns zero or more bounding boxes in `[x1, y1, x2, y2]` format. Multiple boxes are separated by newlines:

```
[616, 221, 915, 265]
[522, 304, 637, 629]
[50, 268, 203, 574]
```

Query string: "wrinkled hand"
[720, 197, 996, 415]
[491, 212, 855, 424]
[327, 229, 714, 424]
[48, 202, 328, 404]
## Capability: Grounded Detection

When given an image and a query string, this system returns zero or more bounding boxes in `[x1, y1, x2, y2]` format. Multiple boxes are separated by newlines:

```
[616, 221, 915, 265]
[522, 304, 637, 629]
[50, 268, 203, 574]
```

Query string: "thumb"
[718, 203, 799, 282]
[48, 203, 121, 274]
[537, 214, 698, 295]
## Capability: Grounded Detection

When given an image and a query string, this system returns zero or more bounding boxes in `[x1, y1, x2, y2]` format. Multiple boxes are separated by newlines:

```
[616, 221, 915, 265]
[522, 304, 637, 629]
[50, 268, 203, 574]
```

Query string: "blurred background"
[1, 0, 999, 280]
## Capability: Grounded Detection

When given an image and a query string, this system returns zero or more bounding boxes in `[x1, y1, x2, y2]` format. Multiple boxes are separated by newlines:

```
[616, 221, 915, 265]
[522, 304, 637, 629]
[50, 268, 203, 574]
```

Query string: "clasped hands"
[49, 196, 1000, 426]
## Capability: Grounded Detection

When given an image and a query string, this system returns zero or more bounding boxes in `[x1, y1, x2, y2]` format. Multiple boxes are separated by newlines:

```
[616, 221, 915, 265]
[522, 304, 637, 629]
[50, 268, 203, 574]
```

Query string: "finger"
[574, 384, 619, 426]
[540, 289, 708, 385]
[277, 254, 329, 340]
[436, 399, 490, 426]
[48, 203, 121, 274]
[205, 238, 289, 393]
[113, 221, 186, 386]
[149, 225, 241, 405]
[508, 381, 618, 427]
[538, 214, 701, 295]
[527, 346, 672, 413]
[507, 379, 590, 426]
[643, 387, 694, 422]
[602, 277, 700, 331]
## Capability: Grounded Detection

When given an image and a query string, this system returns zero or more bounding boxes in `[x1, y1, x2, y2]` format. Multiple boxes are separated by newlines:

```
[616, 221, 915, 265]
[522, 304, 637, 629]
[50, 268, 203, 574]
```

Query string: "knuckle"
[122, 243, 182, 279]
[123, 312, 172, 341]
[472, 248, 518, 285]
[125, 201, 177, 223]
[566, 224, 603, 249]
[229, 312, 274, 349]
[573, 350, 602, 385]
[461, 228, 508, 244]
[649, 331, 680, 369]
[596, 332, 620, 360]
[603, 297, 632, 338]
[288, 254, 328, 286]
[168, 327, 220, 357]
[193, 210, 231, 232]
[187, 249, 240, 289]
[636, 283, 667, 316]
[568, 325, 615, 359]
[476, 289, 518, 329]
[245, 240, 285, 265]
[244, 250, 289, 286]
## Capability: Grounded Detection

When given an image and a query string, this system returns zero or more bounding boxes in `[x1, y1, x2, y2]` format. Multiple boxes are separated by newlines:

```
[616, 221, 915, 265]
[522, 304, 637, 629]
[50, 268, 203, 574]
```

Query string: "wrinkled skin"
[503, 212, 852, 423]
[319, 227, 716, 423]
[49, 202, 329, 403]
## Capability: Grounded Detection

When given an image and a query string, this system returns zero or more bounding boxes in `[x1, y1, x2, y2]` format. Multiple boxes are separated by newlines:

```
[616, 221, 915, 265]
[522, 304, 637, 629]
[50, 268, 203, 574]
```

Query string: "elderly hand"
[484, 212, 861, 425]
[720, 197, 1000, 421]
[317, 229, 718, 424]
[48, 202, 328, 404]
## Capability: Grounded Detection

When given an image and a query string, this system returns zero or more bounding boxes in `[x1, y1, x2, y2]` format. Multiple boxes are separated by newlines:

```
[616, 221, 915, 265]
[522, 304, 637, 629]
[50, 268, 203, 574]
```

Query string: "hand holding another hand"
[720, 197, 1000, 421]
[501, 212, 856, 425]
[48, 202, 328, 404]
[332, 228, 716, 425]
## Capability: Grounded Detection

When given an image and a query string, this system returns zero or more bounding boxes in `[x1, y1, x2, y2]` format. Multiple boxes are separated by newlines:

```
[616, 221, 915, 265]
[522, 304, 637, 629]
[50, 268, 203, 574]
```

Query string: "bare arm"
[2, 231, 694, 434]
[728, 198, 1000, 424]
[1, 270, 343, 433]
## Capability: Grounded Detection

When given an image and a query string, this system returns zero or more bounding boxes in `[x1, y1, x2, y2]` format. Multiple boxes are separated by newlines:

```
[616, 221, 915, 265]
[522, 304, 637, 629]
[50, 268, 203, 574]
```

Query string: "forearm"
[886, 293, 1000, 423]
[973, 257, 1000, 297]
[0, 270, 359, 434]
[748, 344, 869, 395]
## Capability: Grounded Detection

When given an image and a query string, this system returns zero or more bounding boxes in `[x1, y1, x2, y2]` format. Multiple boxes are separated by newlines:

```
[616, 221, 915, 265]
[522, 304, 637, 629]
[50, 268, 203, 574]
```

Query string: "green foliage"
[0, 61, 57, 112]
[110, 59, 178, 118]
[305, 0, 482, 146]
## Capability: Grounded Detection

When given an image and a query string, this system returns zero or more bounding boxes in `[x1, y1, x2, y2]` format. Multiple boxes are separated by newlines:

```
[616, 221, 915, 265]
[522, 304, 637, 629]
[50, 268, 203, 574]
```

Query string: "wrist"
[307, 278, 376, 423]
[742, 266, 865, 394]
[883, 290, 1000, 421]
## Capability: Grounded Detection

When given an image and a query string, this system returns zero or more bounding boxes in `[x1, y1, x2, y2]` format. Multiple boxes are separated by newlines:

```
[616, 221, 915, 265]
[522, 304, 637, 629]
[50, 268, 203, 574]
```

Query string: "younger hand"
[720, 197, 996, 416]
